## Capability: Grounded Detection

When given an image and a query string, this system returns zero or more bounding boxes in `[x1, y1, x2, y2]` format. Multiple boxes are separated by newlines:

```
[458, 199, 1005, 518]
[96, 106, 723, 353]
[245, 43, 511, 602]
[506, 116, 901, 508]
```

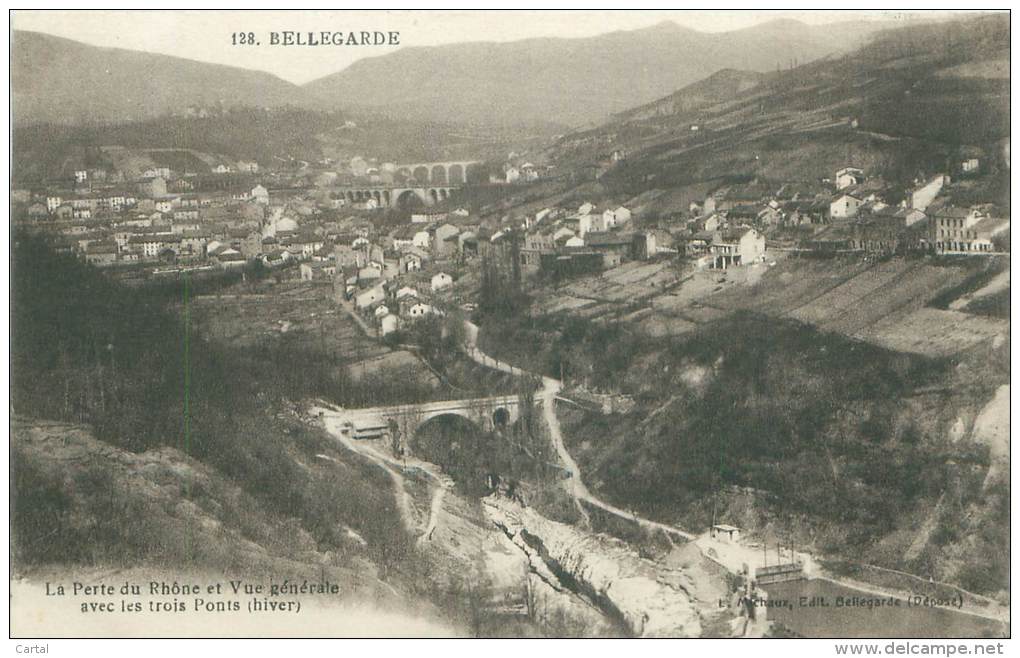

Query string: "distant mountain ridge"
[12, 30, 305, 125]
[14, 18, 896, 127]
[552, 13, 1009, 197]
[300, 18, 893, 126]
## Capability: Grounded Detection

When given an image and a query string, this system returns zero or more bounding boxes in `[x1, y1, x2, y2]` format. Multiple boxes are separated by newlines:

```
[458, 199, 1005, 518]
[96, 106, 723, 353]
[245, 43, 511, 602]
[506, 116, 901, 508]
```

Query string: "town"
[9, 9, 1011, 642]
[11, 145, 1009, 340]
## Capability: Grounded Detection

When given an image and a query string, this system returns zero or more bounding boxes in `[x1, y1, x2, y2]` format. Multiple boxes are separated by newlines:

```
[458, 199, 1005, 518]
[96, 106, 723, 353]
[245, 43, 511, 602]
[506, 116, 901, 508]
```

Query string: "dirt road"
[314, 403, 453, 541]
[462, 321, 694, 540]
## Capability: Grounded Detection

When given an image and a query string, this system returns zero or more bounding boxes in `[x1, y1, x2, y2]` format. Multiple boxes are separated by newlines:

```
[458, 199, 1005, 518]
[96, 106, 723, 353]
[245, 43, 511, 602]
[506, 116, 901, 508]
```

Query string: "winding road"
[462, 320, 1010, 627]
[463, 321, 694, 541]
[314, 402, 453, 542]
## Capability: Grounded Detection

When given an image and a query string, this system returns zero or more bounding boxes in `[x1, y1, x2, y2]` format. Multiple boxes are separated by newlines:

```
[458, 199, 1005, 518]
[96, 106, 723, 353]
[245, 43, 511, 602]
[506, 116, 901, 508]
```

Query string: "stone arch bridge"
[395, 160, 481, 186]
[327, 395, 524, 443]
[336, 185, 460, 209]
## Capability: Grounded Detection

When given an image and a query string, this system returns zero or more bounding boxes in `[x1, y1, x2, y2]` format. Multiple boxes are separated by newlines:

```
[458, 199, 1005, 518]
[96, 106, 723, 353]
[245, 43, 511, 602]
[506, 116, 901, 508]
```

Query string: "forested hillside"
[480, 310, 1010, 596]
[10, 235, 427, 596]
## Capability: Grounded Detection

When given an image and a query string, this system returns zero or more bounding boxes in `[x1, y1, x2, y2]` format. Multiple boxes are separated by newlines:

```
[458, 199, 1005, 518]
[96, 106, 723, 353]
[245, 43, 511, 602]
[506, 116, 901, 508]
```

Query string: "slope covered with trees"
[480, 309, 1009, 596]
[10, 235, 426, 588]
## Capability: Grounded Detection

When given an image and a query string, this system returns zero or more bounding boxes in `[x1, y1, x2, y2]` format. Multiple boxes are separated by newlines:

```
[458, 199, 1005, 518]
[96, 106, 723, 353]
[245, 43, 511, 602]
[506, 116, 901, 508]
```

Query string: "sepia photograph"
[6, 7, 1012, 645]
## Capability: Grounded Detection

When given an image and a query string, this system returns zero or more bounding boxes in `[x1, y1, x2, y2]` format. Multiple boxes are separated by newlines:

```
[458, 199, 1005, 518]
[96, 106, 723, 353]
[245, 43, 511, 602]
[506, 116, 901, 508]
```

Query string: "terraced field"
[532, 261, 677, 318]
[860, 308, 1009, 357]
[527, 254, 1008, 358]
[706, 256, 871, 315]
[704, 256, 1008, 357]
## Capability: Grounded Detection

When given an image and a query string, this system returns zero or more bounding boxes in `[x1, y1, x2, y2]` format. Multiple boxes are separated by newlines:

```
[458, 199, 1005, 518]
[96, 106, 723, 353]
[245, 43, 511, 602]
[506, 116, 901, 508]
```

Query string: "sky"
[11, 9, 980, 85]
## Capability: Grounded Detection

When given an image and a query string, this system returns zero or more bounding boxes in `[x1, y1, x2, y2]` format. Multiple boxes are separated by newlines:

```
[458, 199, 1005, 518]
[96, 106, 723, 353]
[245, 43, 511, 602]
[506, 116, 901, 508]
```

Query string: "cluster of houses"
[669, 164, 1008, 259]
[15, 182, 279, 269]
[497, 152, 555, 185]
[476, 160, 1007, 280]
[511, 201, 666, 275]
[349, 268, 456, 337]
[15, 151, 1008, 317]
[331, 199, 660, 334]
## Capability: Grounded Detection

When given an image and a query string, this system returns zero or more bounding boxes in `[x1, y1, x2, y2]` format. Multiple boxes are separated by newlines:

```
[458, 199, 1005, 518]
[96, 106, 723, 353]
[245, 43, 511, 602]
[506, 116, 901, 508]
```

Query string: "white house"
[380, 313, 400, 336]
[829, 194, 861, 220]
[710, 524, 741, 543]
[407, 302, 435, 319]
[356, 285, 386, 309]
[431, 272, 453, 291]
[412, 230, 431, 250]
[710, 227, 766, 269]
[395, 286, 419, 301]
[251, 185, 269, 205]
[299, 261, 336, 279]
[703, 213, 724, 232]
[577, 213, 596, 236]
[835, 167, 864, 190]
[143, 167, 172, 179]
[215, 250, 247, 269]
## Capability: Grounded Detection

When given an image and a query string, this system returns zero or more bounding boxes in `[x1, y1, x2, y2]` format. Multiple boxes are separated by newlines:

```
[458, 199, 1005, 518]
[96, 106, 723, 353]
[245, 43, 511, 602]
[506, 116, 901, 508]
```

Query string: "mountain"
[612, 69, 766, 123]
[12, 30, 307, 125]
[552, 13, 1009, 194]
[13, 19, 895, 129]
[302, 19, 894, 127]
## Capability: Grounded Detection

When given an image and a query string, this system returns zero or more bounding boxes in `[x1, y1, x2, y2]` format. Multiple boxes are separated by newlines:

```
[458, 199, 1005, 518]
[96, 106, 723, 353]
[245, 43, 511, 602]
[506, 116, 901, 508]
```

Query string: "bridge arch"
[419, 410, 482, 430]
[492, 407, 510, 429]
[413, 166, 430, 184]
[395, 189, 427, 209]
[448, 164, 464, 185]
[431, 165, 447, 185]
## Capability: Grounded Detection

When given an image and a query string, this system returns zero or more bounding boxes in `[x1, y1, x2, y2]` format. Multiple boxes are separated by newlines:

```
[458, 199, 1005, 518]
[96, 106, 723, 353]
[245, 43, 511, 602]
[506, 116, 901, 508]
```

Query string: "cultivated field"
[704, 256, 1009, 357]
[860, 307, 1009, 357]
[528, 254, 1009, 358]
[188, 280, 391, 365]
[531, 261, 687, 321]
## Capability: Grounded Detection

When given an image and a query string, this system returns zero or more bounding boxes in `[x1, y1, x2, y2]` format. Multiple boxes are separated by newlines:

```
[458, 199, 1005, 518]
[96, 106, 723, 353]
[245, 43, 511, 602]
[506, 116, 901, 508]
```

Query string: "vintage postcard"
[7, 8, 1011, 645]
